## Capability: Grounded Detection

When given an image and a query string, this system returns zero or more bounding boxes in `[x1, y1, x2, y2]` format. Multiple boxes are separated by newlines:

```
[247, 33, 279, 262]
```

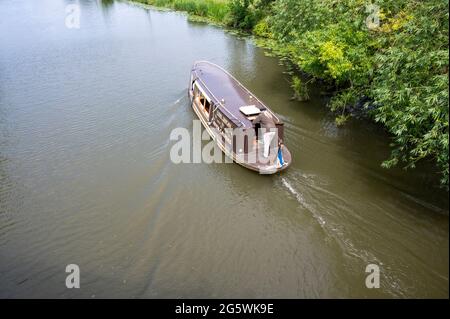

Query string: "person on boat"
[252, 111, 277, 158]
[252, 111, 276, 129]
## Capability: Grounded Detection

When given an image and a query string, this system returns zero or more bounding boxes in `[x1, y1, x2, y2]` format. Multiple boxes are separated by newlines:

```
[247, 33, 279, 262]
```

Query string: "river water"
[0, 0, 448, 298]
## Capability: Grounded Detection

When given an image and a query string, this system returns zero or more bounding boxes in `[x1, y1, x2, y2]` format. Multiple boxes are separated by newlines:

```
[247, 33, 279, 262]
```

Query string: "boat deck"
[208, 127, 291, 173]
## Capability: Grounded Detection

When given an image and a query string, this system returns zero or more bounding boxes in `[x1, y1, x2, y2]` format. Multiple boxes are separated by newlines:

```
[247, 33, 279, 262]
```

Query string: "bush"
[291, 76, 310, 102]
[270, 0, 449, 187]
[253, 18, 272, 38]
[225, 0, 257, 30]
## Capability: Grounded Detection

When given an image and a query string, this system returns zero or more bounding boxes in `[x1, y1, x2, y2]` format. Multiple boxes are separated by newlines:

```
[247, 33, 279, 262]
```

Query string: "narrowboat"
[188, 61, 292, 174]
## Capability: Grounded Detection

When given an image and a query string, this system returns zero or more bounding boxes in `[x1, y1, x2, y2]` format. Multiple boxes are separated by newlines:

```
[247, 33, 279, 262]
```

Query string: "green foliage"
[143, 0, 229, 22]
[269, 0, 374, 86]
[225, 0, 256, 30]
[173, 1, 198, 14]
[291, 76, 310, 101]
[224, 0, 273, 30]
[328, 88, 359, 113]
[370, 1, 449, 187]
[253, 18, 272, 38]
[335, 114, 350, 127]
[269, 0, 449, 187]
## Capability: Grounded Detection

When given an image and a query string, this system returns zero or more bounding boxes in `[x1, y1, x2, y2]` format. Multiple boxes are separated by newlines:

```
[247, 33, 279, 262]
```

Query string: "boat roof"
[191, 61, 279, 129]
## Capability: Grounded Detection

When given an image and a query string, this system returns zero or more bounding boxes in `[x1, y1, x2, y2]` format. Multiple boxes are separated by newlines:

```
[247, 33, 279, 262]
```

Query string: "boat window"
[204, 98, 211, 114]
[193, 82, 213, 117]
[193, 84, 199, 98]
[198, 92, 210, 116]
[199, 95, 205, 107]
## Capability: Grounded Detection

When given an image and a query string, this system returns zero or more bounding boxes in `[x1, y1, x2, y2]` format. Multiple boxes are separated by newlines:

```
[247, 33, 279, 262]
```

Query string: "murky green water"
[0, 0, 448, 298]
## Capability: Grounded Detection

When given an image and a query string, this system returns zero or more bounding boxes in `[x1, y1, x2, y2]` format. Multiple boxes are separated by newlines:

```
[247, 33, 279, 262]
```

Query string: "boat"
[188, 61, 292, 174]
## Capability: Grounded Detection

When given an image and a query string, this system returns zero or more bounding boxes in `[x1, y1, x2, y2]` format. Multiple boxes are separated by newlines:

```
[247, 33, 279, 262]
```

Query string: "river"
[0, 0, 448, 298]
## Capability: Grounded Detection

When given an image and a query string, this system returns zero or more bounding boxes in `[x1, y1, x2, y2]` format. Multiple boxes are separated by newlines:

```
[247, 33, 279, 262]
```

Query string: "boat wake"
[279, 175, 409, 297]
[281, 177, 326, 227]
[171, 95, 184, 106]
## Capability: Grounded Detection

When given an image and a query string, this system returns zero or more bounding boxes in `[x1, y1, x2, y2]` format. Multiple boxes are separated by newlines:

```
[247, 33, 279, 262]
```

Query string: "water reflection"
[98, 0, 115, 20]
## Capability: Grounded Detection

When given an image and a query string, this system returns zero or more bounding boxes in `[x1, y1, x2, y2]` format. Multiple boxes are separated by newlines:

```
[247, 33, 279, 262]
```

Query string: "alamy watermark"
[365, 264, 380, 289]
[65, 3, 80, 29]
[65, 264, 80, 288]
[365, 3, 381, 30]
[169, 120, 284, 173]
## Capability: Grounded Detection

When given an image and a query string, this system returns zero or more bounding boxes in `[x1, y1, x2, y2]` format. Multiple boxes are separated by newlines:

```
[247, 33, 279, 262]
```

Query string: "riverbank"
[130, 0, 229, 24]
[130, 0, 449, 189]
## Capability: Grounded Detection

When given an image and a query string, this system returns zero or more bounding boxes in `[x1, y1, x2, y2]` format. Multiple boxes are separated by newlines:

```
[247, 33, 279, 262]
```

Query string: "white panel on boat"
[239, 105, 261, 116]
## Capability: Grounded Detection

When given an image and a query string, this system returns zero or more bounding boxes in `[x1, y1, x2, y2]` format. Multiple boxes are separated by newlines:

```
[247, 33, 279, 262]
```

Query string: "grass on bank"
[132, 0, 229, 23]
